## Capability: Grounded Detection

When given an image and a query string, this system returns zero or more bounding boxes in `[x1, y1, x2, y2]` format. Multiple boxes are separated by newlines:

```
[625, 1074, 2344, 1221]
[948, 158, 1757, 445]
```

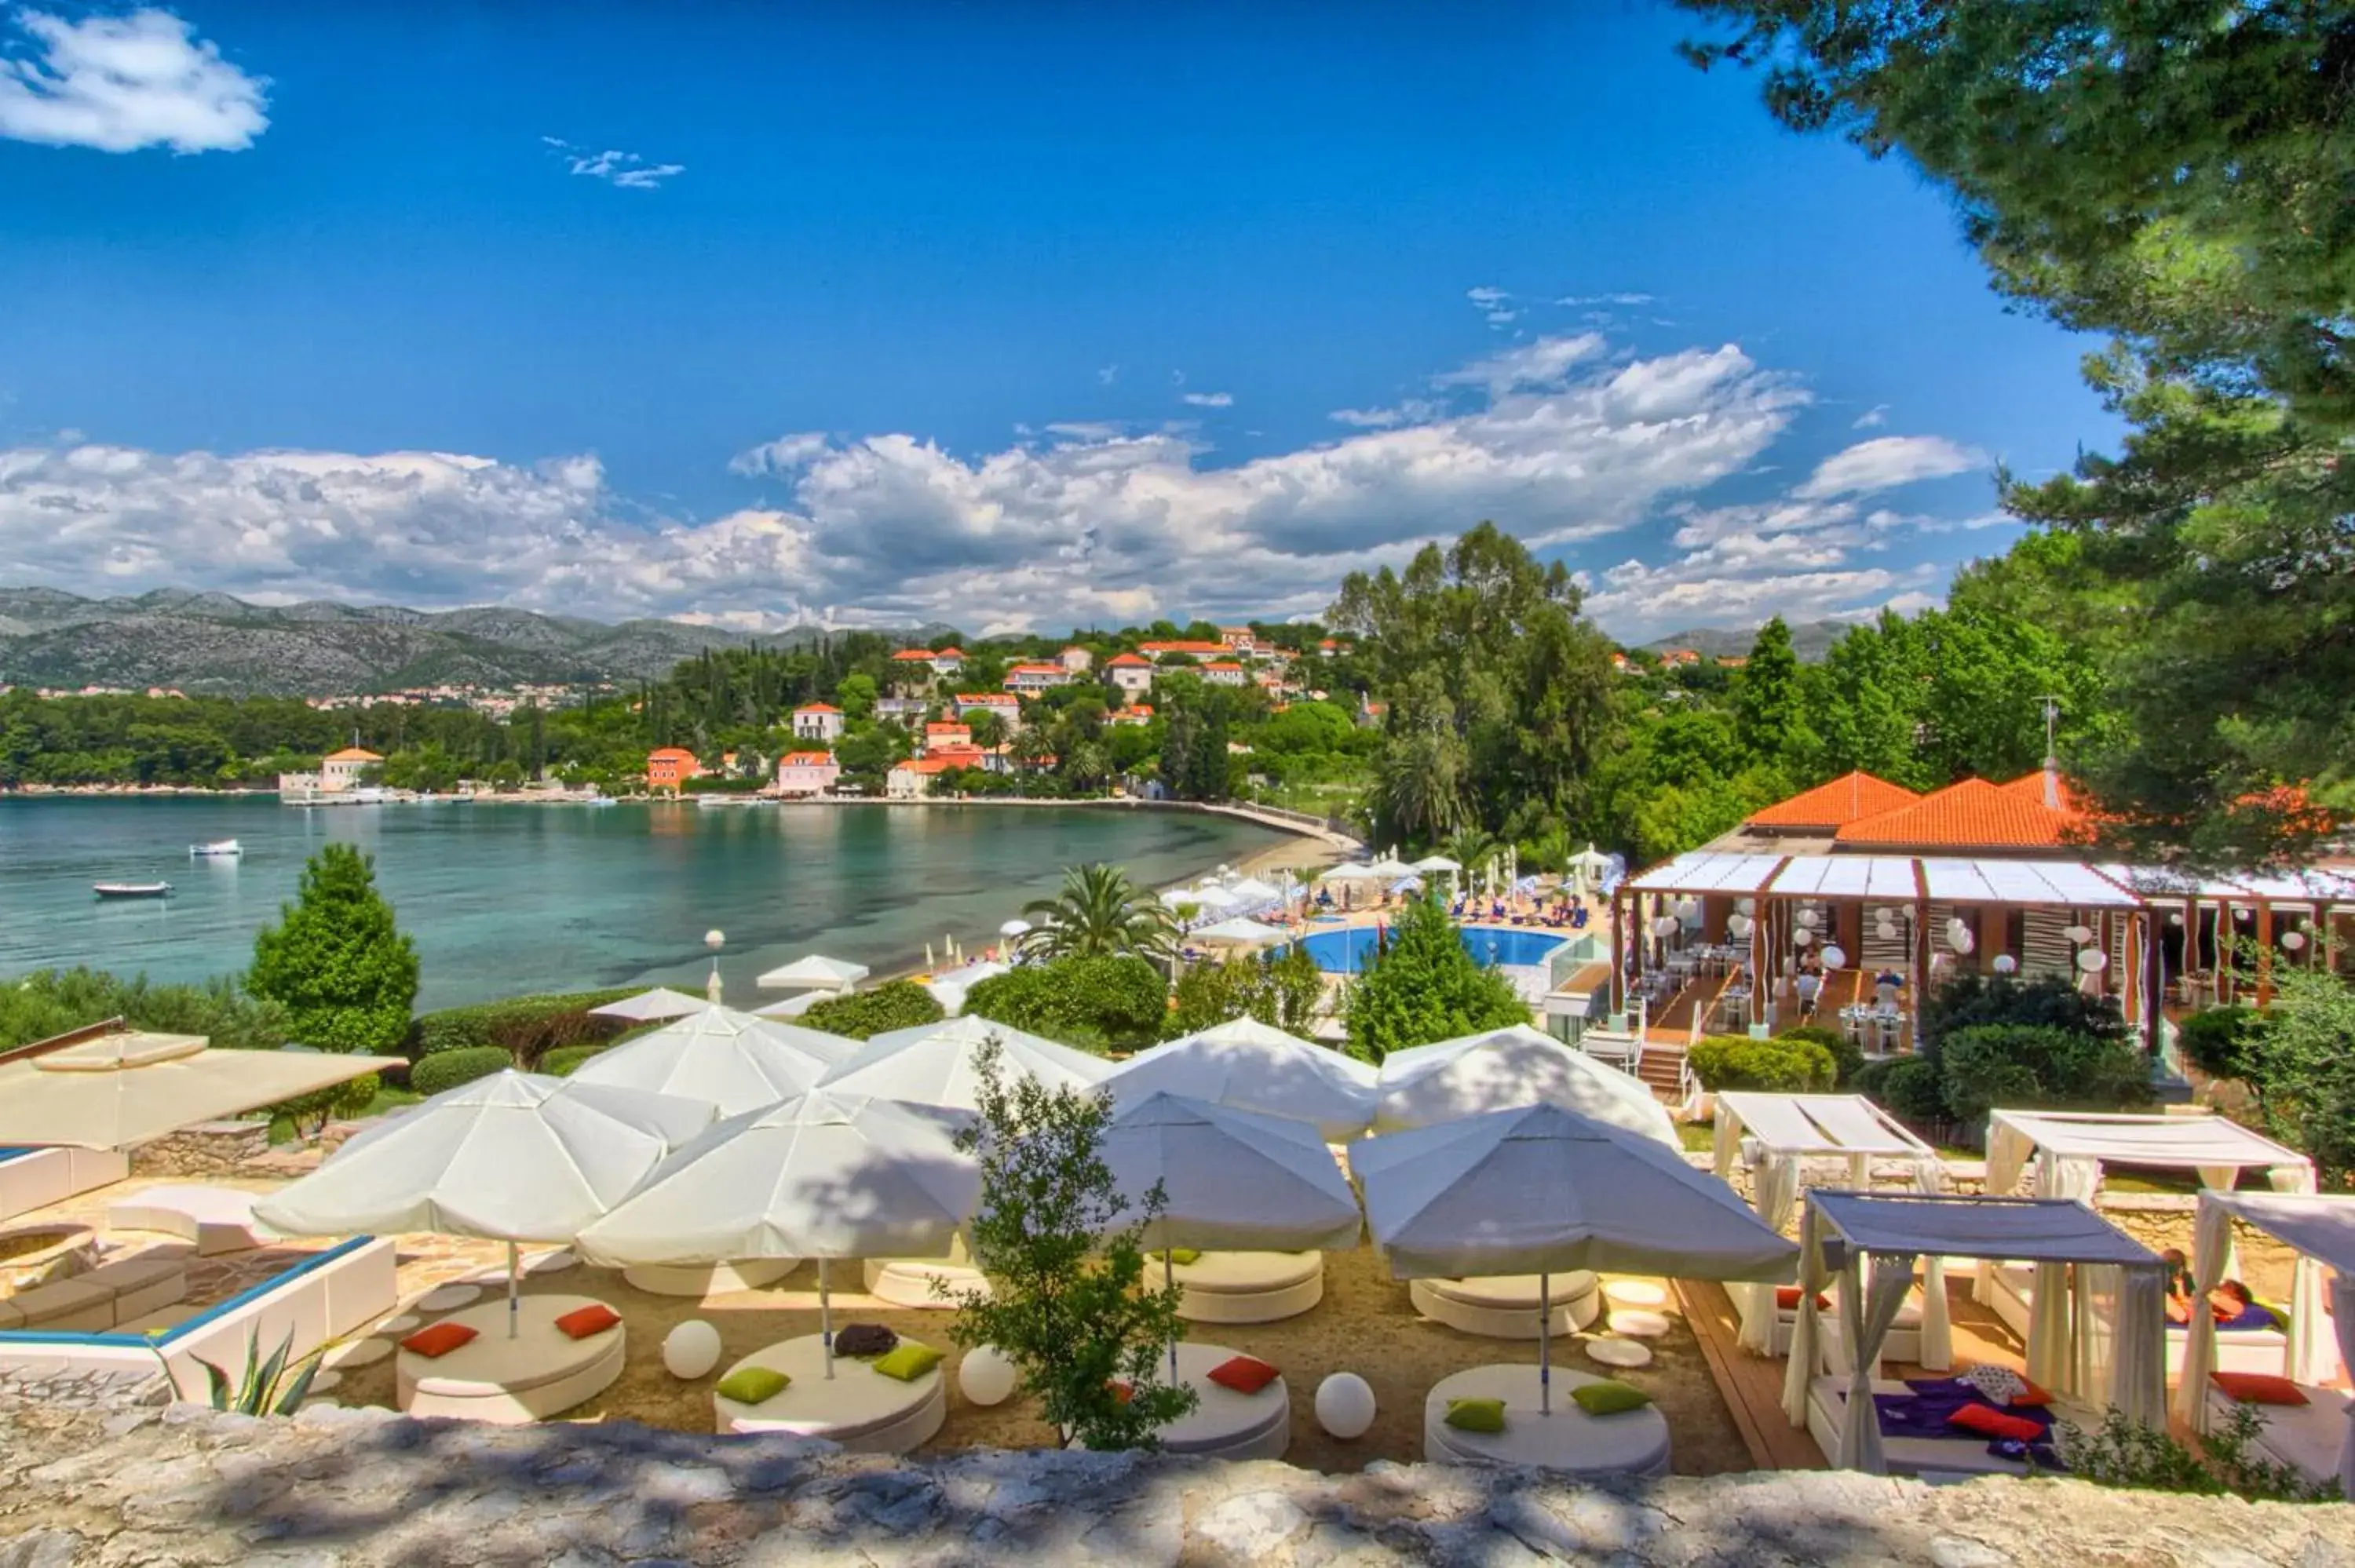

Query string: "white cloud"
[1795, 433, 1981, 499]
[1433, 334, 1607, 396]
[1097, 364, 1119, 385]
[1179, 391, 1233, 408]
[1853, 403, 1889, 428]
[0, 8, 266, 153]
[542, 137, 683, 190]
[1466, 286, 1509, 308]
[728, 432, 831, 476]
[1556, 292, 1655, 308]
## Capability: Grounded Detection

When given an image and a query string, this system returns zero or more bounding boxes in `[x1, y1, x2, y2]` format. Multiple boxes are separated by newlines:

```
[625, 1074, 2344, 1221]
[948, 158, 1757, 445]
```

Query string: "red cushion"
[554, 1303, 622, 1340]
[1775, 1286, 1831, 1312]
[2212, 1371, 2310, 1406]
[1946, 1402, 2043, 1442]
[2009, 1377, 2053, 1409]
[401, 1322, 478, 1358]
[1206, 1355, 1280, 1395]
[1107, 1380, 1133, 1405]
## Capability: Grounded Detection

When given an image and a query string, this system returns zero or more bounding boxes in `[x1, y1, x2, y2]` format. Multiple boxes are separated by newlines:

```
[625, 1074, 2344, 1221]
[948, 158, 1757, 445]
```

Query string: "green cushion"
[714, 1366, 790, 1406]
[2257, 1296, 2293, 1331]
[1154, 1249, 1202, 1266]
[1444, 1396, 1506, 1433]
[872, 1342, 944, 1382]
[1571, 1379, 1653, 1416]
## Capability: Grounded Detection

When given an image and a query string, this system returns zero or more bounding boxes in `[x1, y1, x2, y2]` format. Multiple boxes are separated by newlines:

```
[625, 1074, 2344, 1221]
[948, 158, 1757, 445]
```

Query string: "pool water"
[1293, 923, 1568, 975]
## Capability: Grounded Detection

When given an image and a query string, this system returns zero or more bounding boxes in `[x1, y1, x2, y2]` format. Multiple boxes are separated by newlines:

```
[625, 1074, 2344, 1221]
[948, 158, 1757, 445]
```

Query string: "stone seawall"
[0, 1398, 2348, 1566]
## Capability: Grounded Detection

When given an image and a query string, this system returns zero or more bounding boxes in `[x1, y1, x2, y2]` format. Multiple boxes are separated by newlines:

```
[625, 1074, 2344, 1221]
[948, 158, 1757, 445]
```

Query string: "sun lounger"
[1410, 1271, 1601, 1339]
[108, 1185, 274, 1256]
[396, 1293, 625, 1424]
[1423, 1364, 1670, 1475]
[1170, 1251, 1324, 1325]
[2202, 1377, 2348, 1490]
[0, 1250, 188, 1332]
[714, 1333, 947, 1453]
[1805, 1374, 2097, 1482]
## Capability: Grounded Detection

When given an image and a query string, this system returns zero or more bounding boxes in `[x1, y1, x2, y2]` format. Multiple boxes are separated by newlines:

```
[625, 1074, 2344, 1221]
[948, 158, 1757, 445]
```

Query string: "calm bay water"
[0, 797, 1289, 1009]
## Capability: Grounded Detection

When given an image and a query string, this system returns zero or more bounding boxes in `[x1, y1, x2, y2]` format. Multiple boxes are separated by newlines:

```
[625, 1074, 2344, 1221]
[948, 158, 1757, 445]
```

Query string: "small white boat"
[189, 839, 243, 858]
[94, 882, 173, 899]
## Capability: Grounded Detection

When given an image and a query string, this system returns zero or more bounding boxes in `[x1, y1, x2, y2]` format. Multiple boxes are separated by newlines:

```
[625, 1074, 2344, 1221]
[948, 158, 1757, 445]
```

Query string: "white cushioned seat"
[713, 1333, 946, 1453]
[396, 1293, 625, 1424]
[1170, 1252, 1324, 1325]
[1410, 1272, 1601, 1339]
[1422, 1364, 1669, 1475]
[621, 1260, 795, 1297]
[1144, 1341, 1291, 1460]
[108, 1186, 272, 1256]
[862, 1256, 988, 1309]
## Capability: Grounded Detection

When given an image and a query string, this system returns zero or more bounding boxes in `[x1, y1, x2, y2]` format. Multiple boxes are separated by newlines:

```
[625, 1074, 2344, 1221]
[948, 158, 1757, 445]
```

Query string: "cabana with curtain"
[2177, 1191, 2355, 1494]
[1980, 1110, 2317, 1374]
[1792, 1191, 2165, 1478]
[1711, 1092, 1949, 1366]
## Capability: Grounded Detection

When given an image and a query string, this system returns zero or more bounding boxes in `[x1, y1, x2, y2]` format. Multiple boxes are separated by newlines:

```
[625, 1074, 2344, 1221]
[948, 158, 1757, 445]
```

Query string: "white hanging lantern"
[1791, 927, 1813, 946]
[1993, 954, 2019, 975]
[2283, 930, 2309, 951]
[1949, 925, 1975, 955]
[1874, 916, 1898, 941]
[2076, 948, 2109, 973]
[2062, 924, 2093, 944]
[1727, 914, 1753, 940]
[2235, 907, 2254, 924]
[1795, 909, 1818, 928]
[2168, 912, 2185, 927]
[1820, 945, 1848, 972]
[1675, 895, 1700, 920]
[1736, 898, 1755, 917]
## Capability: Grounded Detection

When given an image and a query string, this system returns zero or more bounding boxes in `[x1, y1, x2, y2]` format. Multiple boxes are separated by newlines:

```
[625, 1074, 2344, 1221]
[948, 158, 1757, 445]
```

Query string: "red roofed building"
[1002, 662, 1072, 692]
[1110, 703, 1154, 727]
[1106, 652, 1153, 696]
[891, 648, 937, 663]
[922, 721, 973, 753]
[887, 757, 956, 798]
[791, 702, 844, 742]
[1059, 645, 1094, 673]
[1138, 640, 1228, 661]
[646, 746, 700, 794]
[1200, 660, 1246, 687]
[774, 750, 840, 797]
[1746, 771, 1921, 837]
[1834, 769, 2089, 852]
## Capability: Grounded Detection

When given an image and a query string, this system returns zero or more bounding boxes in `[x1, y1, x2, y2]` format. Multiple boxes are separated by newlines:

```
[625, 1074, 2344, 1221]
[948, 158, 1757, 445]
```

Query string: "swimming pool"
[1291, 924, 1569, 975]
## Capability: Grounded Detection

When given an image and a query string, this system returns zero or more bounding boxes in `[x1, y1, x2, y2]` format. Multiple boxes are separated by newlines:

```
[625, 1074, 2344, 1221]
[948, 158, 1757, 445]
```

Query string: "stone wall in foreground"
[1, 1398, 2350, 1566]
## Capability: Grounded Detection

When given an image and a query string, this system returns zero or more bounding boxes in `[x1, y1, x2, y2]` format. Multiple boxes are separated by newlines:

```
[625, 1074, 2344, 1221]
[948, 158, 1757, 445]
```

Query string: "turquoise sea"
[0, 797, 1290, 1009]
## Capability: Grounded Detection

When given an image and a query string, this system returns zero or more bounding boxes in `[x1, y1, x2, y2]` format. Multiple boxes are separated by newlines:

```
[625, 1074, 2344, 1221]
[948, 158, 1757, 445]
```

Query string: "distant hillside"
[0, 588, 873, 696]
[1638, 619, 1850, 664]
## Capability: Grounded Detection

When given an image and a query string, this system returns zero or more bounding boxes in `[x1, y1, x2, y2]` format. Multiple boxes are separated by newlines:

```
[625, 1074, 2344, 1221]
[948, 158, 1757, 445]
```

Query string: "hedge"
[964, 956, 1169, 1053]
[799, 981, 944, 1041]
[1687, 1034, 1836, 1093]
[409, 988, 638, 1065]
[1779, 1023, 1863, 1087]
[410, 1046, 513, 1096]
[539, 1043, 614, 1078]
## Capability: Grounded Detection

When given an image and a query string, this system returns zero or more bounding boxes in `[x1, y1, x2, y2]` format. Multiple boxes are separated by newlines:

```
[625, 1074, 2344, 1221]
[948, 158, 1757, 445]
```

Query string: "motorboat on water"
[93, 882, 173, 899]
[189, 839, 243, 858]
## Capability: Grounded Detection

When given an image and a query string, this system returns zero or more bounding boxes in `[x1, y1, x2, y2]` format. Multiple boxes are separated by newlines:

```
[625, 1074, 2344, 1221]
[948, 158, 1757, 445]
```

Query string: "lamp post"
[705, 928, 725, 1005]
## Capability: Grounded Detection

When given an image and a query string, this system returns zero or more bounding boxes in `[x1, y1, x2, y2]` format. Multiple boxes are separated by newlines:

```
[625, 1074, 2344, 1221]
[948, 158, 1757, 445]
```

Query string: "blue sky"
[0, 2, 2114, 640]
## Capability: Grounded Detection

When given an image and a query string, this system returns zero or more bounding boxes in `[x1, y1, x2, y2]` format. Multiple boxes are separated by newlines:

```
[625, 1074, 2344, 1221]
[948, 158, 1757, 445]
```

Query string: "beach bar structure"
[1611, 768, 2355, 1052]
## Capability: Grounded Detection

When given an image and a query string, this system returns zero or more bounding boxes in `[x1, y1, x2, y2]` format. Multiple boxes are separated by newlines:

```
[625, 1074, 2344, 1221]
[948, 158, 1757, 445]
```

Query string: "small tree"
[1342, 893, 1528, 1063]
[1166, 946, 1326, 1038]
[2244, 969, 2355, 1185]
[945, 1042, 1196, 1449]
[247, 844, 418, 1054]
[798, 980, 943, 1041]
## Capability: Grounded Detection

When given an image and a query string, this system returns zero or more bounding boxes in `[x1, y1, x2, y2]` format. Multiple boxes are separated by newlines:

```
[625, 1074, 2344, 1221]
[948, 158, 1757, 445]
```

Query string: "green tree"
[945, 1045, 1196, 1449]
[2241, 969, 2355, 1185]
[1165, 946, 1324, 1038]
[798, 980, 944, 1041]
[246, 844, 419, 1054]
[1020, 863, 1178, 961]
[1732, 617, 1816, 769]
[963, 956, 1170, 1052]
[1342, 894, 1529, 1063]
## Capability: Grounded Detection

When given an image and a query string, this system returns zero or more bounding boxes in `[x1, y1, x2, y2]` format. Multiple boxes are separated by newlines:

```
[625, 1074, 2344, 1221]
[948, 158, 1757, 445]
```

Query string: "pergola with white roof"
[2098, 864, 2355, 1008]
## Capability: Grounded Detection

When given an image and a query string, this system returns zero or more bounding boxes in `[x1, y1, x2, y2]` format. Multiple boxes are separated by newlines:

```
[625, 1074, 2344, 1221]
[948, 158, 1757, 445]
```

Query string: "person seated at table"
[1798, 950, 1824, 979]
[2208, 1279, 2279, 1332]
[1795, 969, 1823, 1018]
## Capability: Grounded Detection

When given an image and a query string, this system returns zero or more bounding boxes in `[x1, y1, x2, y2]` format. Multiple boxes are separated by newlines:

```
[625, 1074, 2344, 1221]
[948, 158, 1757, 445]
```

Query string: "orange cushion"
[1775, 1286, 1831, 1312]
[1107, 1380, 1133, 1405]
[401, 1322, 478, 1358]
[554, 1303, 621, 1340]
[2212, 1371, 2309, 1406]
[1207, 1355, 1280, 1395]
[1946, 1402, 2043, 1442]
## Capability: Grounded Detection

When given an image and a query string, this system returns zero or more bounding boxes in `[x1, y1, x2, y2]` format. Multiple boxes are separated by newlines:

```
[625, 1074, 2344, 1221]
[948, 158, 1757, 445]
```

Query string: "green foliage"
[1778, 1023, 1860, 1088]
[184, 1325, 323, 1417]
[1936, 1024, 2152, 1125]
[1733, 618, 1817, 768]
[246, 844, 418, 1055]
[2175, 1005, 2266, 1084]
[1166, 946, 1325, 1038]
[1918, 973, 2128, 1065]
[409, 1045, 512, 1097]
[1342, 895, 1530, 1064]
[1688, 1034, 1835, 1094]
[539, 1043, 613, 1078]
[0, 967, 290, 1052]
[408, 987, 636, 1064]
[267, 1070, 381, 1138]
[1020, 863, 1178, 962]
[1855, 1055, 1948, 1124]
[964, 957, 1170, 1053]
[944, 1041, 1196, 1449]
[798, 981, 944, 1041]
[2054, 1406, 2339, 1504]
[2239, 969, 2355, 1186]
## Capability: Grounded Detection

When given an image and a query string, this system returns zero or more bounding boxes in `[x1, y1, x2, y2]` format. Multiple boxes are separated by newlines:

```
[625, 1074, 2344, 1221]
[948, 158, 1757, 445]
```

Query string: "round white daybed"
[1422, 1364, 1670, 1476]
[1410, 1271, 1601, 1339]
[862, 1256, 988, 1309]
[1142, 1341, 1291, 1460]
[623, 1260, 796, 1298]
[1170, 1252, 1324, 1325]
[395, 1293, 626, 1424]
[712, 1333, 947, 1453]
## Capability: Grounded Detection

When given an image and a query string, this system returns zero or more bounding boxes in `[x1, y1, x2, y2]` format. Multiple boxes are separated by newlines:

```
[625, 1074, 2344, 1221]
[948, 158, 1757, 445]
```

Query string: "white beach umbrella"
[1317, 863, 1382, 883]
[1226, 877, 1283, 905]
[567, 1004, 855, 1115]
[922, 959, 1010, 1016]
[1410, 855, 1462, 874]
[1357, 1101, 1796, 1412]
[579, 1090, 980, 1376]
[1108, 1016, 1375, 1142]
[752, 993, 825, 1019]
[1373, 1024, 1676, 1146]
[254, 1071, 714, 1335]
[756, 954, 872, 992]
[1192, 916, 1288, 946]
[0, 1030, 400, 1150]
[1363, 856, 1416, 879]
[998, 918, 1032, 939]
[588, 987, 709, 1023]
[818, 1013, 1111, 1111]
[1188, 884, 1242, 912]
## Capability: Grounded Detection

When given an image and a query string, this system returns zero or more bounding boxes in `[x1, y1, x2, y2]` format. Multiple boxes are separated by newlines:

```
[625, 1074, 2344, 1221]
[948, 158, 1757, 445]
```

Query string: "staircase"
[1635, 1042, 1688, 1102]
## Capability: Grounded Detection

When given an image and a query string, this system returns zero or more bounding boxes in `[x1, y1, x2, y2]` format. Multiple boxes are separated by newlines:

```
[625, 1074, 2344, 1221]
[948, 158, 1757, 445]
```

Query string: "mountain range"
[1639, 619, 1849, 663]
[0, 588, 815, 696]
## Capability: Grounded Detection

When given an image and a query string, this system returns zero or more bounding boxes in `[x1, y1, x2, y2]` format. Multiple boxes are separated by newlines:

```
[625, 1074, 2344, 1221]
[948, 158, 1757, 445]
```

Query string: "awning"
[0, 1032, 402, 1150]
[1809, 1191, 2156, 1266]
[1989, 1109, 2309, 1176]
[1714, 1092, 1932, 1161]
[1623, 851, 1785, 896]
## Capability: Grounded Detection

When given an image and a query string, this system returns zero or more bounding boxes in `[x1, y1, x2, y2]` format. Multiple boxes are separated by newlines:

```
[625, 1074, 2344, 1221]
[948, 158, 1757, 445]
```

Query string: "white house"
[955, 692, 1022, 725]
[887, 758, 953, 798]
[791, 703, 845, 742]
[930, 647, 966, 677]
[320, 746, 383, 790]
[773, 751, 841, 797]
[874, 697, 929, 725]
[1002, 663, 1072, 693]
[1200, 660, 1247, 687]
[1106, 652, 1153, 696]
[1059, 645, 1094, 674]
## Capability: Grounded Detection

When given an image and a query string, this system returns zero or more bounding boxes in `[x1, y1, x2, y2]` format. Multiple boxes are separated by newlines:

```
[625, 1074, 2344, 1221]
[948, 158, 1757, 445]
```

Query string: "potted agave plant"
[152, 1325, 325, 1416]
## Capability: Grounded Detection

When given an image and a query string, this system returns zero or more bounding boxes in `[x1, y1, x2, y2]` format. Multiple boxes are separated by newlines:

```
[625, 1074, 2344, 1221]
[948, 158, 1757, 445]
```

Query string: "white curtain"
[2332, 1274, 2355, 1497]
[2027, 1260, 2073, 1393]
[1712, 1107, 1745, 1180]
[2269, 1165, 2334, 1384]
[2074, 1263, 2110, 1401]
[2196, 1164, 2243, 1195]
[1740, 1153, 1801, 1355]
[1782, 1203, 1830, 1427]
[1836, 1248, 1922, 1472]
[2111, 1264, 2166, 1429]
[2174, 1196, 2236, 1431]
[1974, 1122, 2040, 1308]
[1911, 1154, 1953, 1371]
[2041, 1150, 2101, 1205]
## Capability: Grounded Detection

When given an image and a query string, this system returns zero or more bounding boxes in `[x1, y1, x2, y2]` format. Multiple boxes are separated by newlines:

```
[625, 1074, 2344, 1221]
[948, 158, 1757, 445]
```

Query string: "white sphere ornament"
[663, 1319, 723, 1380]
[704, 928, 726, 950]
[1820, 946, 1848, 972]
[1315, 1373, 1377, 1439]
[2063, 924, 2094, 945]
[958, 1344, 1018, 1407]
[1736, 898, 1756, 917]
[1796, 909, 1818, 928]
[1994, 954, 2019, 975]
[2076, 948, 2109, 973]
[1791, 927, 1813, 946]
[2283, 930, 2309, 952]
[1728, 914, 1752, 939]
[1951, 928, 1975, 955]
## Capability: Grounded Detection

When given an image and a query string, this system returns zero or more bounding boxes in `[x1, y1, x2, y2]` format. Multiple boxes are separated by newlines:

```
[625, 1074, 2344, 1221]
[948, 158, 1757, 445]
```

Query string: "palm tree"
[1373, 731, 1468, 847]
[1020, 862, 1178, 961]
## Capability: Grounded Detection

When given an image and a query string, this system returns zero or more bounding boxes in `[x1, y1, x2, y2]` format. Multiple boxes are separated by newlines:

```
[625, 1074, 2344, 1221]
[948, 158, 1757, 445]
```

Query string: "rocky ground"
[0, 1398, 2349, 1566]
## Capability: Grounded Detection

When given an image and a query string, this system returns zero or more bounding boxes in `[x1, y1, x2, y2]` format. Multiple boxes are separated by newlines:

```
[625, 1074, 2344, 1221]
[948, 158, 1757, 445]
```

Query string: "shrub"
[266, 1070, 382, 1137]
[409, 988, 637, 1065]
[1937, 1023, 2153, 1123]
[2176, 1005, 2265, 1082]
[0, 967, 290, 1052]
[539, 1043, 613, 1078]
[1780, 1023, 1861, 1087]
[799, 981, 944, 1041]
[1342, 894, 1529, 1064]
[1165, 946, 1324, 1039]
[1688, 1034, 1836, 1093]
[2055, 1406, 2339, 1502]
[1919, 972, 2126, 1063]
[1857, 1055, 1950, 1123]
[409, 1046, 511, 1097]
[965, 956, 1170, 1052]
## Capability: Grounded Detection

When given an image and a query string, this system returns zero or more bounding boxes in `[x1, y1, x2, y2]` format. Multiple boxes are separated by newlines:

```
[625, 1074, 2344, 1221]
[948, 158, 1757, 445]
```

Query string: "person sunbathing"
[2209, 1280, 2278, 1332]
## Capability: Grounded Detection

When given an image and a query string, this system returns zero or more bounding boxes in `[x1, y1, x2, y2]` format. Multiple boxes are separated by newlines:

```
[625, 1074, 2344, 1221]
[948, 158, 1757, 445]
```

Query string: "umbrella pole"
[820, 1258, 835, 1380]
[507, 1241, 520, 1340]
[1165, 1249, 1178, 1384]
[1539, 1270, 1550, 1417]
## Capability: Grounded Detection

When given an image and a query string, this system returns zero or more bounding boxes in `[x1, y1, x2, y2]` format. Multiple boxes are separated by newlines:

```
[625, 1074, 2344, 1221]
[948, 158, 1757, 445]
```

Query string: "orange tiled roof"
[1747, 771, 1919, 831]
[1108, 652, 1151, 667]
[324, 746, 384, 762]
[891, 649, 937, 661]
[777, 752, 834, 767]
[1835, 773, 2083, 850]
[794, 702, 841, 714]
